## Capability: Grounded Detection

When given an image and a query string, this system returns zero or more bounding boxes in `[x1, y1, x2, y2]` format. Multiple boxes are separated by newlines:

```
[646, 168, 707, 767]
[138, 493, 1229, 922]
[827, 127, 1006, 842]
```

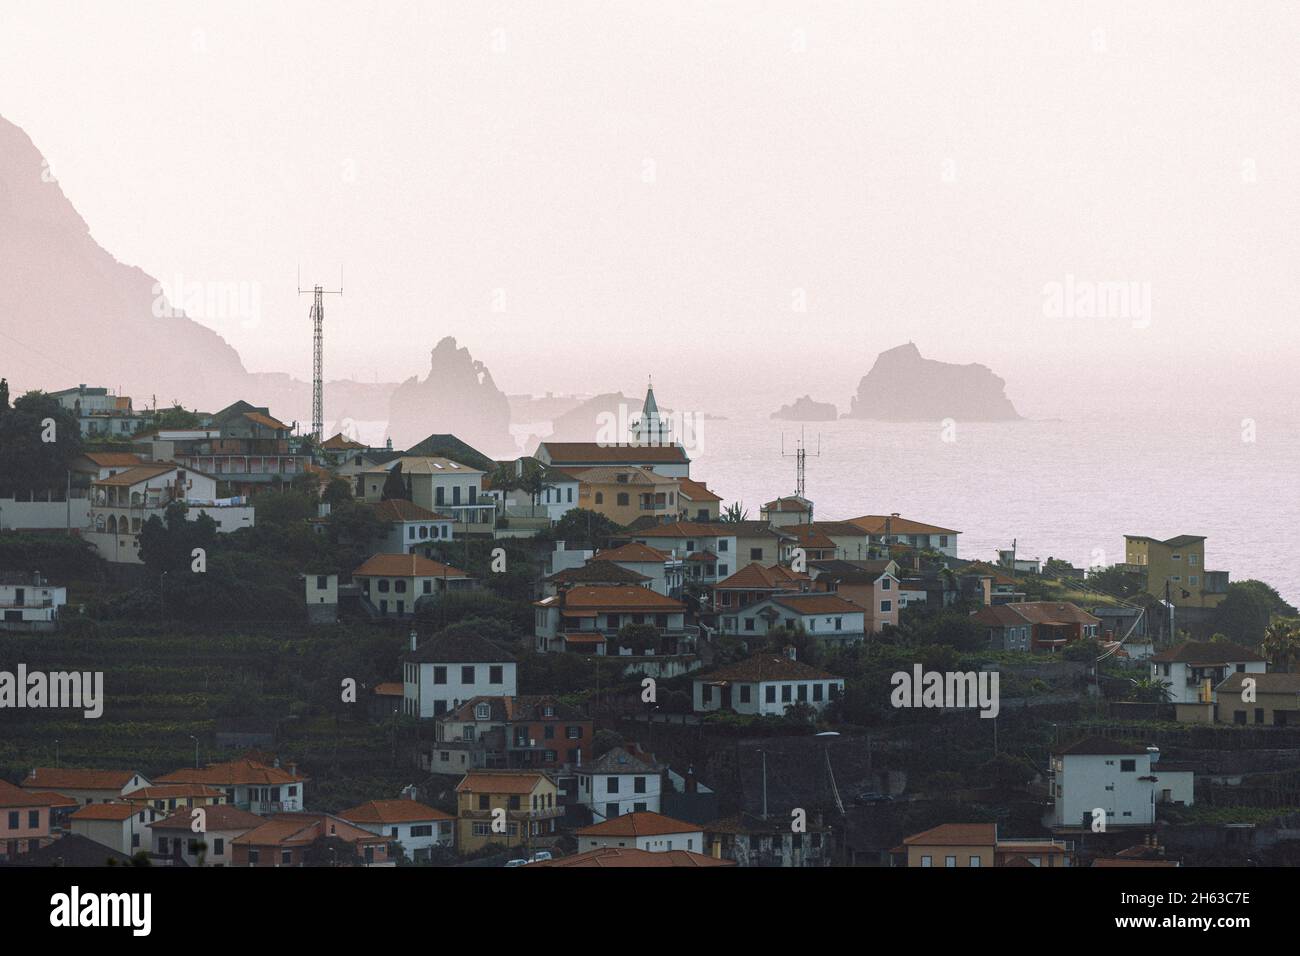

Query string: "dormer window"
[543, 705, 555, 718]
[475, 703, 490, 720]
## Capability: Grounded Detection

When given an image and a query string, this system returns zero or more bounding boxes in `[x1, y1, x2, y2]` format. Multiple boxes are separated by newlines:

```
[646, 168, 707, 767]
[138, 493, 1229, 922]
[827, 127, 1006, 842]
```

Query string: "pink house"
[0, 780, 62, 860]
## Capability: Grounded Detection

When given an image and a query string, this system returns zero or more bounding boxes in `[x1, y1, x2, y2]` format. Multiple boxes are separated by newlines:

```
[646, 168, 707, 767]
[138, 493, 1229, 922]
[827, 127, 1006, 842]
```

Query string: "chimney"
[410, 630, 418, 652]
[555, 541, 565, 552]
[289, 762, 298, 778]
[685, 765, 697, 794]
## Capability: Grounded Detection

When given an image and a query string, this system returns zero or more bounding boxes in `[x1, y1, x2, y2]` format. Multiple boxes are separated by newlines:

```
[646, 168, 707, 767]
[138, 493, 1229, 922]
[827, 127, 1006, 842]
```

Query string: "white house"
[352, 553, 475, 618]
[403, 631, 519, 718]
[85, 463, 253, 564]
[718, 594, 866, 646]
[149, 804, 265, 866]
[693, 651, 844, 716]
[21, 768, 150, 806]
[339, 797, 455, 861]
[0, 572, 67, 631]
[575, 810, 704, 854]
[629, 523, 738, 583]
[846, 515, 960, 558]
[575, 747, 663, 822]
[594, 542, 675, 596]
[371, 499, 454, 553]
[1149, 641, 1268, 707]
[359, 457, 494, 533]
[154, 758, 307, 814]
[1047, 737, 1193, 830]
[70, 803, 161, 855]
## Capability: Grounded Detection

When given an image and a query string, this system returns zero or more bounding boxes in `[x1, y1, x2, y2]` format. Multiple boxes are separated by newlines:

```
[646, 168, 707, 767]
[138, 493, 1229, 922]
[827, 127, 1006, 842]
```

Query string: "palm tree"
[1128, 676, 1172, 704]
[720, 501, 748, 523]
[1262, 619, 1300, 673]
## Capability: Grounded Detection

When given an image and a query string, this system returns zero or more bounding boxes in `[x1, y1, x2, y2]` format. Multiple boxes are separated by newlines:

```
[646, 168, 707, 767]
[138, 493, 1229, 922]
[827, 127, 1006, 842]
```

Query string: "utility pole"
[780, 429, 821, 508]
[756, 749, 768, 819]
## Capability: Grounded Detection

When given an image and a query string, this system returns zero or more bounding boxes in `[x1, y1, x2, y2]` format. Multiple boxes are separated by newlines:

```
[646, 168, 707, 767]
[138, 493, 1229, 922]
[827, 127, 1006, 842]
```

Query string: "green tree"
[539, 508, 624, 551]
[0, 391, 83, 496]
[153, 404, 201, 429]
[1262, 619, 1300, 673]
[137, 502, 218, 575]
[1211, 582, 1285, 644]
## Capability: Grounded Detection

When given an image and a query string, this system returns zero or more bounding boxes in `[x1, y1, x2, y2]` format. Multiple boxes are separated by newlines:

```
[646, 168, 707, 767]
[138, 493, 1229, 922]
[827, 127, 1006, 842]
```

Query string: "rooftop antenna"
[298, 266, 343, 442]
[781, 427, 821, 500]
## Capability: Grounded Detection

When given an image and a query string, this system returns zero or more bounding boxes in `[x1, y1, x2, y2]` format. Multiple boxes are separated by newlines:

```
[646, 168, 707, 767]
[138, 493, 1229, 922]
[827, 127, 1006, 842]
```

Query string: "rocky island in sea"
[771, 395, 839, 421]
[845, 342, 1021, 421]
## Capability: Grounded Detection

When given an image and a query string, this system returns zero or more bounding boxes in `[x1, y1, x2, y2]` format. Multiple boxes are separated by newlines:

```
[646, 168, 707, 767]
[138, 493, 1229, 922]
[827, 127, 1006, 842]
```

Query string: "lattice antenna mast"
[781, 427, 821, 498]
[298, 267, 343, 441]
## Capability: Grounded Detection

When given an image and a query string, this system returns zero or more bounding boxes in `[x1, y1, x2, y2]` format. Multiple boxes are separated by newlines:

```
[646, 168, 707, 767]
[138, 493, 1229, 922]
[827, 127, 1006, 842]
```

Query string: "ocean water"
[688, 415, 1300, 606]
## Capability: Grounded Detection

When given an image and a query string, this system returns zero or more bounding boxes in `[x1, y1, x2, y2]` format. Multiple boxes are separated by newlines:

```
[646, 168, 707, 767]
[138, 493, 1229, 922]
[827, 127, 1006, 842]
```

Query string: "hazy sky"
[2, 1, 1297, 420]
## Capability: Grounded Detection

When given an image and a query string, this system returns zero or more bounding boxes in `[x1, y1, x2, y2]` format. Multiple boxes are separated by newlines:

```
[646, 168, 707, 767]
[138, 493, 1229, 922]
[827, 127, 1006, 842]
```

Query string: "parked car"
[505, 858, 529, 867]
[529, 851, 553, 863]
[853, 791, 894, 805]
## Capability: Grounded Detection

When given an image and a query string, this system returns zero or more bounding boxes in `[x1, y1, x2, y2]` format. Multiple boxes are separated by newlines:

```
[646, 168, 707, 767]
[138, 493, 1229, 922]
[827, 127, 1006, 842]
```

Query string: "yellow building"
[900, 823, 1071, 868]
[569, 466, 680, 526]
[1123, 534, 1228, 609]
[454, 770, 562, 854]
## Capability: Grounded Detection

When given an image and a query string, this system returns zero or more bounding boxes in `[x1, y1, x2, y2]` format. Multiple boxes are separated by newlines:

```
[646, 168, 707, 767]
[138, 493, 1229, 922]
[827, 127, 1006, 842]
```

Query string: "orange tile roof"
[903, 823, 997, 847]
[559, 585, 684, 611]
[322, 433, 367, 450]
[848, 515, 959, 536]
[149, 804, 265, 832]
[92, 464, 177, 487]
[576, 811, 701, 838]
[781, 526, 837, 549]
[124, 784, 224, 800]
[532, 847, 732, 868]
[631, 521, 734, 539]
[772, 593, 864, 615]
[339, 799, 454, 825]
[596, 542, 670, 563]
[71, 803, 142, 822]
[81, 451, 144, 467]
[702, 653, 837, 683]
[353, 553, 468, 578]
[455, 771, 551, 795]
[676, 478, 721, 501]
[373, 681, 404, 697]
[156, 758, 307, 787]
[242, 410, 289, 430]
[540, 442, 689, 464]
[0, 780, 70, 808]
[715, 563, 807, 590]
[371, 499, 452, 523]
[21, 768, 142, 791]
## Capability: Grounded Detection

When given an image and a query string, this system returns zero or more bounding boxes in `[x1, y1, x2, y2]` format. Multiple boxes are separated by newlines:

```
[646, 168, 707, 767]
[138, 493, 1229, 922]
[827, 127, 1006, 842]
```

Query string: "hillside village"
[1, 378, 1298, 869]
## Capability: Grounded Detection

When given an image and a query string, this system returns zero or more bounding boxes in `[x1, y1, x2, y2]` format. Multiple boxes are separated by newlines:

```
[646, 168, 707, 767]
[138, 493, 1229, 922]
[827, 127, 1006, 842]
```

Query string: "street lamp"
[188, 734, 198, 769]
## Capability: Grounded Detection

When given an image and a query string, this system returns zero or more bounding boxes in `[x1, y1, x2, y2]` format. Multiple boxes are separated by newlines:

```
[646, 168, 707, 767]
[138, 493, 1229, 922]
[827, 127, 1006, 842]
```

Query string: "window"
[945, 855, 956, 867]
[213, 838, 224, 855]
[28, 810, 39, 828]
[813, 683, 823, 702]
[739, 685, 751, 704]
[881, 578, 891, 590]
[490, 665, 504, 684]
[744, 618, 755, 632]
[461, 665, 475, 684]
[6, 812, 16, 829]
[566, 725, 581, 739]
[434, 666, 447, 684]
[249, 849, 260, 863]
[718, 539, 728, 551]
[781, 685, 792, 702]
[281, 849, 292, 865]
[316, 575, 327, 589]
[478, 795, 490, 810]
[1120, 759, 1136, 772]
[920, 855, 932, 867]
[508, 796, 521, 810]
[607, 777, 619, 794]
[880, 600, 892, 613]
[617, 493, 629, 506]
[423, 580, 432, 594]
[634, 777, 647, 794]
[595, 492, 603, 504]
[765, 685, 776, 703]
[797, 684, 808, 702]
[475, 703, 491, 719]
[969, 856, 980, 867]
[750, 548, 763, 560]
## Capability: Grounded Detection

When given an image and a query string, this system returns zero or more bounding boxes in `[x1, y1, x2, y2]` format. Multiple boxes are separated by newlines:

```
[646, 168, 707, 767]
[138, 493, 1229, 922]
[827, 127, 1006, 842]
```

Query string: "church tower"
[631, 378, 671, 446]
